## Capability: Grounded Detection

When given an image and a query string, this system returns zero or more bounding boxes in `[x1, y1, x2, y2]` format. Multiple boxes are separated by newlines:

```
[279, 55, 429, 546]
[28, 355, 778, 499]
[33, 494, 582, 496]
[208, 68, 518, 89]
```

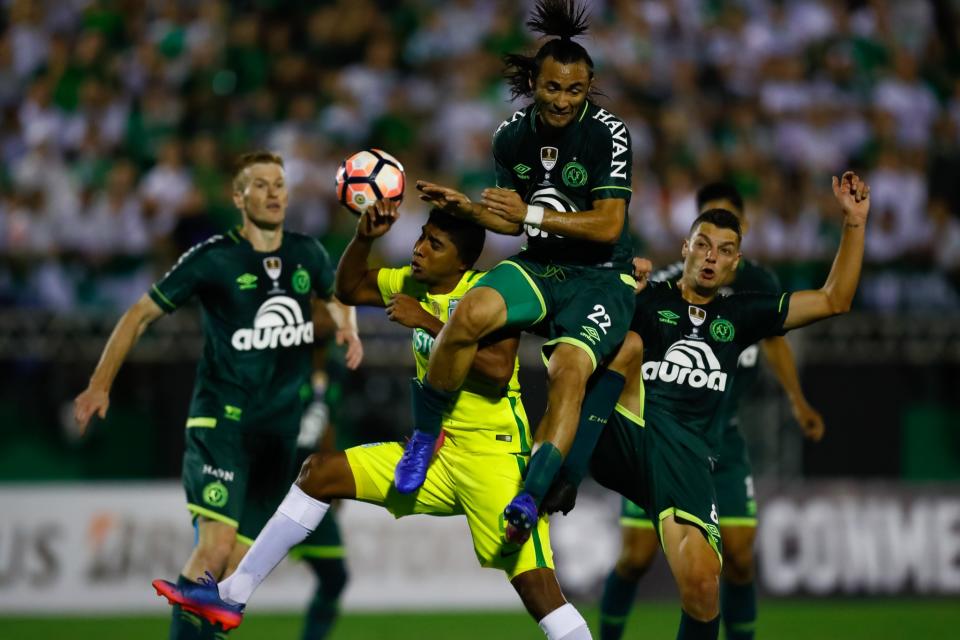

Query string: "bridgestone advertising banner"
[1, 481, 958, 613]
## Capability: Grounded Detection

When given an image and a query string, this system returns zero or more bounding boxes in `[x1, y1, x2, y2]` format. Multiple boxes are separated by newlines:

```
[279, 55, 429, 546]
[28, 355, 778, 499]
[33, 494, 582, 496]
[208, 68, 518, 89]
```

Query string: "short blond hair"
[233, 151, 284, 192]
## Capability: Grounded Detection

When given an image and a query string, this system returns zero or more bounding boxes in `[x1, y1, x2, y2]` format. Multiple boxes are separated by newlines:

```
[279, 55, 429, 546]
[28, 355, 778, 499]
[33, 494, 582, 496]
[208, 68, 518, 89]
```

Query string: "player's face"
[411, 224, 464, 284]
[533, 57, 592, 129]
[235, 162, 288, 230]
[681, 223, 741, 292]
[699, 197, 748, 235]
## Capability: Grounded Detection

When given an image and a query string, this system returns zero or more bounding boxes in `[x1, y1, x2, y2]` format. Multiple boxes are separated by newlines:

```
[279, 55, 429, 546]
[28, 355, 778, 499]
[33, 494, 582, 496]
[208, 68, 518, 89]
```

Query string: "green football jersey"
[493, 100, 634, 268]
[149, 227, 335, 432]
[632, 280, 790, 454]
[652, 258, 782, 427]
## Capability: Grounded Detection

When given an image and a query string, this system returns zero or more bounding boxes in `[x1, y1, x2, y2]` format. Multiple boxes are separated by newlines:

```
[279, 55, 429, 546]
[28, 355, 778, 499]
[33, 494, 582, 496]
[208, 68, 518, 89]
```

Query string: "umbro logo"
[658, 310, 680, 325]
[236, 273, 258, 290]
[513, 163, 532, 179]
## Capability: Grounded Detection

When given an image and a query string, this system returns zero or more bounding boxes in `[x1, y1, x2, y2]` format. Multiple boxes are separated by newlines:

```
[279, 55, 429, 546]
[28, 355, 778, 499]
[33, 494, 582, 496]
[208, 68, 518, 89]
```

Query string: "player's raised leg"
[394, 285, 509, 493]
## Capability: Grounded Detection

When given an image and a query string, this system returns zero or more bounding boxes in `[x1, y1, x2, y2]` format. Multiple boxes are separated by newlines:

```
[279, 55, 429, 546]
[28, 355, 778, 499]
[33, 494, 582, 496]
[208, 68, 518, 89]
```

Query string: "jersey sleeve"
[587, 117, 632, 203]
[629, 282, 663, 341]
[736, 292, 792, 343]
[376, 266, 428, 305]
[149, 242, 210, 313]
[309, 238, 336, 299]
[492, 129, 517, 191]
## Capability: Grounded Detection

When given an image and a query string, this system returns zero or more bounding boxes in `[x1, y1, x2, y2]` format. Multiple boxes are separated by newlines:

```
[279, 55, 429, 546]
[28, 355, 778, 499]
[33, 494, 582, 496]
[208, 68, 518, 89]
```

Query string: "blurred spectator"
[0, 0, 957, 312]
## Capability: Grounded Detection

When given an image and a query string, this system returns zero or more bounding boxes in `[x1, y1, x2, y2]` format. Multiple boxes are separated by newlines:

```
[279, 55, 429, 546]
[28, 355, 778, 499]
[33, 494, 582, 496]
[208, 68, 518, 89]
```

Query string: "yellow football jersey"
[377, 266, 530, 453]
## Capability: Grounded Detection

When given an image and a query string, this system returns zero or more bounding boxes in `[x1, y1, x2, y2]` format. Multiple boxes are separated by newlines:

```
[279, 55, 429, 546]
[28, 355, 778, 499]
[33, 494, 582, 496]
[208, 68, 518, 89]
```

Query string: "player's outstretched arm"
[325, 298, 363, 370]
[74, 294, 165, 435]
[481, 188, 626, 244]
[416, 180, 523, 236]
[783, 171, 870, 330]
[335, 199, 398, 307]
[761, 336, 825, 441]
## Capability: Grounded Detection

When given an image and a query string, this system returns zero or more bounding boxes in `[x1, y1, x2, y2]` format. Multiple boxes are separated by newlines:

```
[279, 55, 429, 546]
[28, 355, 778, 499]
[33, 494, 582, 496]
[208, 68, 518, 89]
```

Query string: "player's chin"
[250, 211, 285, 230]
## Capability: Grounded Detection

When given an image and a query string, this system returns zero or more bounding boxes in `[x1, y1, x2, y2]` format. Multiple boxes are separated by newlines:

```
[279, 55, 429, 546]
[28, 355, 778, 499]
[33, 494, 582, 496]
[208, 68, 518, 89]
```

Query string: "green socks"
[562, 369, 626, 485]
[301, 557, 349, 640]
[720, 580, 756, 639]
[677, 610, 720, 640]
[410, 378, 456, 437]
[599, 569, 640, 640]
[523, 442, 564, 503]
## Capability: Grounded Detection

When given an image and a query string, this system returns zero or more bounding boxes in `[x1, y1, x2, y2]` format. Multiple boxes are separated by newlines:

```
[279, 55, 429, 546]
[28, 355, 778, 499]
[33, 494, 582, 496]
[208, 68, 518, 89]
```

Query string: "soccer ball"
[335, 149, 405, 215]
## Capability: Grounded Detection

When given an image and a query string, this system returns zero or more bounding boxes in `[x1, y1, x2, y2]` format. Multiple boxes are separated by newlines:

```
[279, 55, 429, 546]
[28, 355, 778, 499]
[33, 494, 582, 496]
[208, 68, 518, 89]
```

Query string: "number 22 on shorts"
[587, 304, 611, 334]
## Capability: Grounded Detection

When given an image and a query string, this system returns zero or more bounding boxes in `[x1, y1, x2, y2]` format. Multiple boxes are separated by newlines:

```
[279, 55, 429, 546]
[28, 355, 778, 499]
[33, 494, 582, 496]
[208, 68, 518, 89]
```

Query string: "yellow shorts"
[345, 433, 554, 580]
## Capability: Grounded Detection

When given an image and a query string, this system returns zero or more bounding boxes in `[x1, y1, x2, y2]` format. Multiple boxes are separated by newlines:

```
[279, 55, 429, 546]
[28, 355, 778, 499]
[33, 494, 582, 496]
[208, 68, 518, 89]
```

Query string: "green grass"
[1, 600, 955, 639]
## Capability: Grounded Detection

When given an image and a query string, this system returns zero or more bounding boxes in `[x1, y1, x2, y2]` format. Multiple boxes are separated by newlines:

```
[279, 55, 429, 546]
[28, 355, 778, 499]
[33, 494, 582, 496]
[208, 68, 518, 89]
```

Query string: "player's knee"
[677, 566, 720, 621]
[444, 295, 490, 345]
[609, 331, 642, 374]
[722, 541, 755, 583]
[296, 453, 335, 500]
[546, 345, 593, 390]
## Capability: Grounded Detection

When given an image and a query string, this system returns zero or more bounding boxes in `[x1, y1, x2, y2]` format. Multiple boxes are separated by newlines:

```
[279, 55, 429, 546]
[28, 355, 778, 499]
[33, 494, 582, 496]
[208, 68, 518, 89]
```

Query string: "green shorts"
[182, 405, 318, 544]
[476, 257, 636, 370]
[620, 418, 756, 529]
[713, 419, 756, 527]
[591, 407, 722, 560]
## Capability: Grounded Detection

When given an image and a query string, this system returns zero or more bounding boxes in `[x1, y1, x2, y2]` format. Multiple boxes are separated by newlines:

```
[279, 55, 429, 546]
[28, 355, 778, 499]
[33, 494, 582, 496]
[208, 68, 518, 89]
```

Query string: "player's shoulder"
[456, 269, 485, 294]
[581, 102, 630, 140]
[174, 232, 235, 264]
[636, 279, 677, 307]
[650, 260, 684, 284]
[284, 230, 331, 260]
[733, 258, 780, 294]
[493, 106, 530, 143]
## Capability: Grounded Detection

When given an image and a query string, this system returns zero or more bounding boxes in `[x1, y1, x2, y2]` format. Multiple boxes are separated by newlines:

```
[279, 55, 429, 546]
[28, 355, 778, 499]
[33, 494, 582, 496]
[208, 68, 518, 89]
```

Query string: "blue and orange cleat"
[503, 491, 538, 545]
[152, 572, 244, 631]
[393, 429, 444, 494]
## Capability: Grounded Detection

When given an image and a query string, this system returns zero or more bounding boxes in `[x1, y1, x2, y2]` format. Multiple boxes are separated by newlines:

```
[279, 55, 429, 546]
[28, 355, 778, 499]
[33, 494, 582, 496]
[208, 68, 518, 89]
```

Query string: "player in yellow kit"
[155, 200, 593, 639]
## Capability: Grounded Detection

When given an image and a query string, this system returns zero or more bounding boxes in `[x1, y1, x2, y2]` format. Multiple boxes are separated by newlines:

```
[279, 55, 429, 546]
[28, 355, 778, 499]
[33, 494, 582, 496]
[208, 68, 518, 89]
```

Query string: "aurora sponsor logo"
[230, 296, 314, 351]
[642, 339, 728, 391]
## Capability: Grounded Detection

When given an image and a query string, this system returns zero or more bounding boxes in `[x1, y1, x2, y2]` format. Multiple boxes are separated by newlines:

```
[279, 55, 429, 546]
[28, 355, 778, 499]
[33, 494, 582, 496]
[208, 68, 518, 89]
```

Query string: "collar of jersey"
[529, 101, 591, 134]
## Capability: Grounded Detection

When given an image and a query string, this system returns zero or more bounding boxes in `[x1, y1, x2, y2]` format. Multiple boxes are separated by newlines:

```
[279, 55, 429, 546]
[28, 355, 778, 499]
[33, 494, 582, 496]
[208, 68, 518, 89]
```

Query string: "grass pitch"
[1, 600, 954, 639]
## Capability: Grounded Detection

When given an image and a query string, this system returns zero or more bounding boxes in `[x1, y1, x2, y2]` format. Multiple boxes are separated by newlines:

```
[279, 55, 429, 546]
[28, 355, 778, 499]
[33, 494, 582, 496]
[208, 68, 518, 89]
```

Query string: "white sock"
[539, 603, 592, 639]
[218, 484, 328, 605]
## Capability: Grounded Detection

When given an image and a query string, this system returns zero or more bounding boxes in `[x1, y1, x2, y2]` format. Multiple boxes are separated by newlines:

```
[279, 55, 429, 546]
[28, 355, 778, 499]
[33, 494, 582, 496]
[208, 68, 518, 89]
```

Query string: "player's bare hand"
[792, 398, 825, 442]
[416, 181, 471, 216]
[74, 387, 109, 436]
[357, 199, 398, 239]
[480, 188, 526, 224]
[632, 257, 653, 293]
[832, 171, 870, 225]
[336, 330, 363, 370]
[386, 294, 431, 330]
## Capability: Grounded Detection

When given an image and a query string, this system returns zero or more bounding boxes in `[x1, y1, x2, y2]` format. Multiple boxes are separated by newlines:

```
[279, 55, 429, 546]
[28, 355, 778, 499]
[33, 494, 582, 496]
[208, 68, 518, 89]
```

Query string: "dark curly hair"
[503, 0, 595, 100]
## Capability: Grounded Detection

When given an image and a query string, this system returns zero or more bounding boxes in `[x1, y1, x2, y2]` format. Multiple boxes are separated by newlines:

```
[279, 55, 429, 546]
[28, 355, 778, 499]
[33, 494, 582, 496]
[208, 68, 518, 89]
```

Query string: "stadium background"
[1, 0, 959, 638]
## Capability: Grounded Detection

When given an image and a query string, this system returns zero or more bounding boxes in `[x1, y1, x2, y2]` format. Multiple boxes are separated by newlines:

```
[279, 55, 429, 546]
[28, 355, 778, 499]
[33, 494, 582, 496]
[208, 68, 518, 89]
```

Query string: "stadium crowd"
[2, 0, 959, 312]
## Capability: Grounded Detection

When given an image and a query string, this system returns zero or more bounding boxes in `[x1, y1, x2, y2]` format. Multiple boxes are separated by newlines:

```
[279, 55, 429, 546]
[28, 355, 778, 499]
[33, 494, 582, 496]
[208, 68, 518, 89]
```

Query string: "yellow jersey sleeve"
[376, 266, 427, 305]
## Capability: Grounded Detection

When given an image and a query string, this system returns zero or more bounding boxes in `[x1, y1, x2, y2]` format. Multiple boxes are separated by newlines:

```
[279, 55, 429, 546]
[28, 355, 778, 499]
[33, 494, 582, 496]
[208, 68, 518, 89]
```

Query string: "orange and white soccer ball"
[335, 149, 405, 214]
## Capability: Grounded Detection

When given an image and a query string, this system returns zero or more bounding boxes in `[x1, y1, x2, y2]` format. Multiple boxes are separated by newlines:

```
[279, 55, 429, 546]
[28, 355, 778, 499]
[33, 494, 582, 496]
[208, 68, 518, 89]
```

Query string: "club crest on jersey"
[710, 318, 735, 342]
[263, 257, 284, 293]
[562, 161, 588, 187]
[540, 146, 558, 171]
[688, 306, 706, 327]
[448, 298, 460, 316]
